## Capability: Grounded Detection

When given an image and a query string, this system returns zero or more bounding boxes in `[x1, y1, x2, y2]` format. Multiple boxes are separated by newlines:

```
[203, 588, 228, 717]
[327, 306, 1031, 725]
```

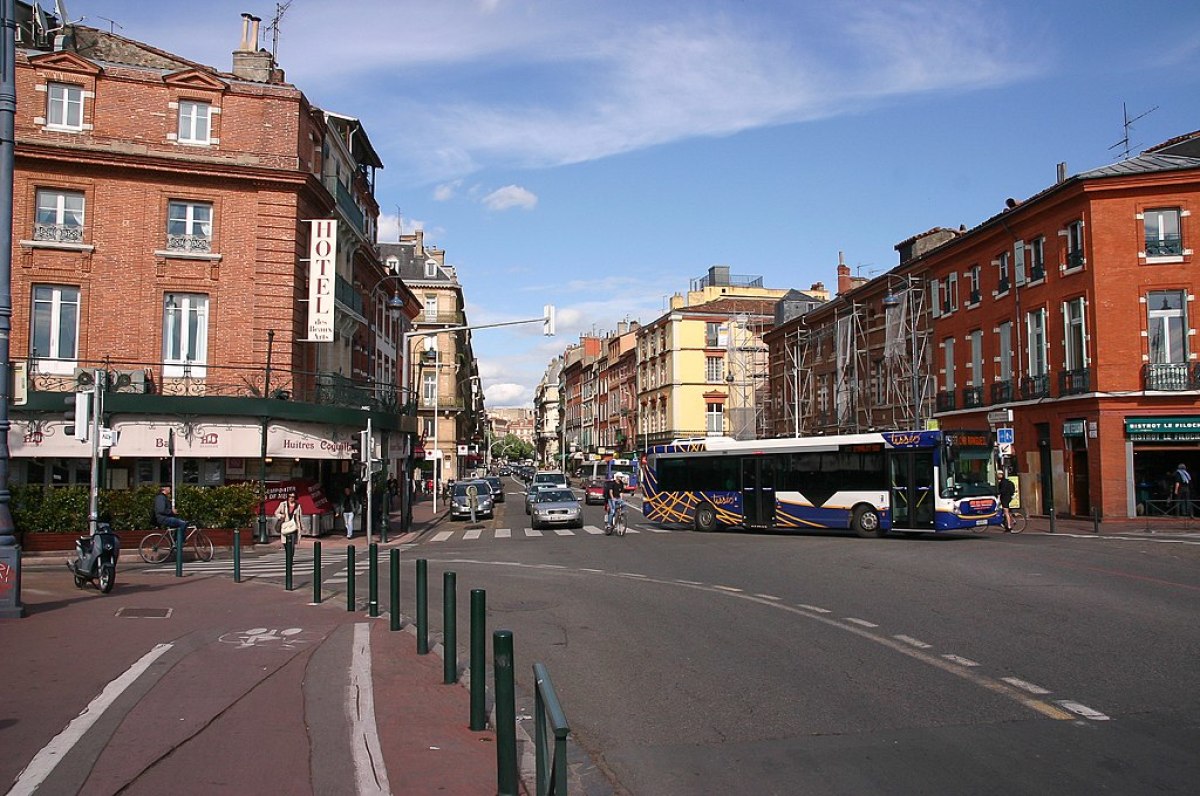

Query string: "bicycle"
[605, 499, 627, 537]
[1005, 508, 1027, 534]
[139, 524, 215, 564]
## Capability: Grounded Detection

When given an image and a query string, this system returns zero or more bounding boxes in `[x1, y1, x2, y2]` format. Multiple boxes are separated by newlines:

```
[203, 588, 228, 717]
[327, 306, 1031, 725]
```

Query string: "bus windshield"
[942, 445, 996, 498]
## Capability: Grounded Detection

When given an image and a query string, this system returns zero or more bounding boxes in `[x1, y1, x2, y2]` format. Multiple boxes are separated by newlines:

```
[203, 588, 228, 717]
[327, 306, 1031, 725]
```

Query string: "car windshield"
[535, 474, 564, 484]
[485, 478, 502, 490]
[537, 490, 575, 503]
[453, 482, 487, 497]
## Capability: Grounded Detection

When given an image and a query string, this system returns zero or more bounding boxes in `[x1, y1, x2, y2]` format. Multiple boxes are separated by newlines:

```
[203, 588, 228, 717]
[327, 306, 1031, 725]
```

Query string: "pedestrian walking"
[340, 485, 360, 538]
[1173, 463, 1193, 517]
[274, 493, 303, 550]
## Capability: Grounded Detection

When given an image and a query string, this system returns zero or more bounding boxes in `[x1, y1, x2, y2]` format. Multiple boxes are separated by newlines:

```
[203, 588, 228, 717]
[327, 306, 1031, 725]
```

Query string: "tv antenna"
[1109, 102, 1158, 160]
[266, 1, 295, 59]
[96, 16, 122, 34]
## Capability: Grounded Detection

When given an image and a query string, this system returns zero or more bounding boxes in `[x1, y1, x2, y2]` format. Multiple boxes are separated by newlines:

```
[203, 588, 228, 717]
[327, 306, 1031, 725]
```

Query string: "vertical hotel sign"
[306, 220, 337, 342]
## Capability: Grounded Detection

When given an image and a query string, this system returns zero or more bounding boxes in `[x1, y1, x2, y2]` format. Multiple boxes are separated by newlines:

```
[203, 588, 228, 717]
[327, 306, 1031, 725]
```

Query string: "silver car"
[450, 480, 494, 520]
[530, 488, 582, 530]
[524, 482, 554, 515]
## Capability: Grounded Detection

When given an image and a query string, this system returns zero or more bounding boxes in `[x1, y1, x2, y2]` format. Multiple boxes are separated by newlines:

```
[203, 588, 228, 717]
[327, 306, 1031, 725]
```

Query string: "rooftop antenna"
[267, 0, 294, 59]
[96, 16, 122, 34]
[1109, 101, 1158, 160]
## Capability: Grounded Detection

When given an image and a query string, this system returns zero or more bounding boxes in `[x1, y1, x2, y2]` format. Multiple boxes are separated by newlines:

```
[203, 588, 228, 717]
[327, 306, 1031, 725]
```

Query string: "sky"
[70, 0, 1200, 407]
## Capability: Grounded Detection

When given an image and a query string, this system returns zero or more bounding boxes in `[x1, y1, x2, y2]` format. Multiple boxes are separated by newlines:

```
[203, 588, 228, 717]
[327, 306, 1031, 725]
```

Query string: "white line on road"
[431, 531, 454, 542]
[675, 579, 702, 585]
[894, 635, 932, 649]
[1055, 700, 1111, 720]
[755, 594, 782, 601]
[1002, 676, 1051, 695]
[10, 643, 174, 796]
[797, 604, 832, 614]
[583, 526, 605, 534]
[844, 617, 879, 628]
[463, 529, 482, 540]
[580, 568, 605, 573]
[525, 528, 543, 537]
[942, 654, 980, 667]
[620, 573, 648, 578]
[553, 529, 574, 536]
[349, 623, 391, 795]
[713, 585, 744, 593]
[495, 528, 511, 538]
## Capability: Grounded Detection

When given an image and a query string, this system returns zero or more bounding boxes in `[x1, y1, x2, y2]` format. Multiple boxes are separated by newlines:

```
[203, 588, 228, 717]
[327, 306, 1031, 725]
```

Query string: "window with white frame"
[873, 359, 885, 405]
[968, 265, 981, 304]
[1029, 236, 1046, 280]
[997, 321, 1013, 383]
[162, 293, 209, 376]
[705, 355, 724, 383]
[969, 330, 983, 386]
[1065, 219, 1085, 269]
[946, 273, 959, 312]
[177, 100, 212, 145]
[1144, 208, 1183, 258]
[705, 402, 724, 434]
[31, 285, 80, 369]
[424, 295, 438, 321]
[34, 188, 84, 243]
[943, 337, 955, 392]
[46, 82, 84, 130]
[1147, 290, 1187, 364]
[1026, 308, 1048, 377]
[422, 418, 434, 439]
[422, 372, 437, 405]
[705, 322, 721, 347]
[1063, 297, 1087, 371]
[166, 200, 213, 253]
[424, 259, 438, 278]
[997, 251, 1011, 293]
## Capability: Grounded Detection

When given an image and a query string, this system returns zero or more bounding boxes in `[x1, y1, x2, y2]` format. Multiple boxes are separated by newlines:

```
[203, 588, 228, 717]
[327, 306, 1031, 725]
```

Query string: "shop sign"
[305, 219, 337, 342]
[1125, 416, 1200, 441]
[1063, 420, 1086, 438]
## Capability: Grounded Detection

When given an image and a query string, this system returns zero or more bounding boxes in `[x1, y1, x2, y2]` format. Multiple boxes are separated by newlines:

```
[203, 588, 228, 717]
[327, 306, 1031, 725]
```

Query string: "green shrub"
[15, 483, 264, 533]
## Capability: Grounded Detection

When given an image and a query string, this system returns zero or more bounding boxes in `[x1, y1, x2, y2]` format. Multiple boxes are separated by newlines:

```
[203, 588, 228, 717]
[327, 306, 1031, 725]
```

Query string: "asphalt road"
[399, 475, 1200, 795]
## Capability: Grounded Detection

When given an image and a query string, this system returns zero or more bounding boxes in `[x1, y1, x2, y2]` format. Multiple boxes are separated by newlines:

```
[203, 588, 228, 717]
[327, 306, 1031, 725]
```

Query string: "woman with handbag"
[274, 493, 303, 549]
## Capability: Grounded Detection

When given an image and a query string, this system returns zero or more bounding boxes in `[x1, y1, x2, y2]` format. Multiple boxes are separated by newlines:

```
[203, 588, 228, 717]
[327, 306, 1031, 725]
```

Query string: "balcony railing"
[1019, 373, 1051, 400]
[334, 180, 366, 235]
[936, 390, 956, 412]
[962, 385, 984, 408]
[1030, 263, 1045, 281]
[165, 234, 212, 253]
[997, 276, 1010, 294]
[1058, 367, 1091, 396]
[1066, 249, 1084, 270]
[1143, 362, 1200, 391]
[418, 394, 466, 410]
[335, 274, 365, 317]
[33, 223, 84, 243]
[418, 311, 466, 326]
[991, 379, 1014, 404]
[1146, 234, 1183, 257]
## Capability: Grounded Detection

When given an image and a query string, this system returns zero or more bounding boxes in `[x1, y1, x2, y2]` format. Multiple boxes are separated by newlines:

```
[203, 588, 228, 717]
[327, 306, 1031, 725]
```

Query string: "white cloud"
[482, 185, 538, 211]
[485, 382, 529, 405]
[376, 213, 425, 244]
[433, 180, 462, 201]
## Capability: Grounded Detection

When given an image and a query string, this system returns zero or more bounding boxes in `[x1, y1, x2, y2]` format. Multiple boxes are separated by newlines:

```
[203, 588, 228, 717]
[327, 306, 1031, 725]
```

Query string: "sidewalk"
[1, 495, 520, 796]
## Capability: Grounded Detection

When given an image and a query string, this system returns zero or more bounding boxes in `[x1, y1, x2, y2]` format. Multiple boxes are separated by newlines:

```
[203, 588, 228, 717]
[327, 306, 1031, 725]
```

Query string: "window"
[1026, 308, 1047, 377]
[31, 285, 80, 367]
[1144, 208, 1183, 258]
[705, 402, 723, 434]
[1065, 220, 1084, 269]
[705, 322, 721, 348]
[177, 100, 212, 145]
[929, 278, 942, 318]
[1029, 237, 1046, 280]
[422, 418, 434, 439]
[1063, 297, 1087, 370]
[968, 265, 981, 305]
[997, 252, 1011, 293]
[46, 82, 83, 130]
[34, 189, 84, 243]
[424, 259, 438, 278]
[945, 273, 959, 312]
[163, 293, 209, 376]
[969, 330, 983, 386]
[424, 295, 438, 321]
[997, 321, 1013, 383]
[422, 372, 437, 404]
[1147, 290, 1187, 364]
[705, 356, 724, 383]
[166, 200, 212, 253]
[943, 337, 955, 392]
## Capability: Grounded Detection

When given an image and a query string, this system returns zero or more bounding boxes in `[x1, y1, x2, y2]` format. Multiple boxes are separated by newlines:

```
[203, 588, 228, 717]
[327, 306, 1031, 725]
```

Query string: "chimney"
[231, 14, 274, 82]
[1057, 162, 1068, 184]
[836, 251, 853, 295]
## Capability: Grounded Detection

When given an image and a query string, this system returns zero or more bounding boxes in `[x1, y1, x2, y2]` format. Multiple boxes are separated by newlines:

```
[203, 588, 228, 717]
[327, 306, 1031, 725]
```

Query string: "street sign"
[996, 428, 1014, 445]
[988, 409, 1014, 424]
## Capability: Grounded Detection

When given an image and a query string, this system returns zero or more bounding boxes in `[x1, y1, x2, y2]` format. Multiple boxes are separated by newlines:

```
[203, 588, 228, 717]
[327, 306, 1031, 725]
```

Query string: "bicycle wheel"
[139, 533, 173, 564]
[1010, 510, 1027, 534]
[615, 508, 627, 536]
[192, 530, 214, 561]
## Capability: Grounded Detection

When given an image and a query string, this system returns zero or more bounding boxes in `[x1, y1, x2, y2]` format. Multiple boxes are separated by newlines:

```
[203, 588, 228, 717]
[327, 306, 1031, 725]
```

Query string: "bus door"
[887, 450, 935, 530]
[741, 456, 777, 528]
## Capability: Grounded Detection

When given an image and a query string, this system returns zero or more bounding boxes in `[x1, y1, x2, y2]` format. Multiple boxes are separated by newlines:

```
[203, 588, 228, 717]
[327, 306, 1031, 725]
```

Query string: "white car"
[530, 488, 582, 530]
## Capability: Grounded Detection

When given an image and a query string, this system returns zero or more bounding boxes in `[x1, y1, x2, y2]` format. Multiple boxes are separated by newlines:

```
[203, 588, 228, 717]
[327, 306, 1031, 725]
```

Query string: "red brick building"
[767, 138, 1200, 520]
[9, 11, 418, 523]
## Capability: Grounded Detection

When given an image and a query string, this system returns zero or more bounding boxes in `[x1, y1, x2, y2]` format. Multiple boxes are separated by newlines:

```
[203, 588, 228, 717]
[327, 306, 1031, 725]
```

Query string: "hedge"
[11, 483, 263, 534]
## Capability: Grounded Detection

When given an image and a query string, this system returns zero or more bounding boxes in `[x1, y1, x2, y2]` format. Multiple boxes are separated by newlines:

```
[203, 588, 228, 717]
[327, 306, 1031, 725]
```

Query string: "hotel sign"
[306, 219, 337, 342]
[1125, 416, 1200, 441]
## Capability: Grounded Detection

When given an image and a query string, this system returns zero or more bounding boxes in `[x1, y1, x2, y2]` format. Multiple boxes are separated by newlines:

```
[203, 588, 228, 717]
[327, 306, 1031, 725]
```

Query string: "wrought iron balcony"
[936, 390, 956, 412]
[33, 223, 84, 243]
[1145, 234, 1183, 257]
[998, 277, 1010, 294]
[1058, 367, 1091, 396]
[1066, 249, 1084, 270]
[991, 379, 1014, 404]
[334, 274, 365, 317]
[1142, 362, 1200, 391]
[1030, 263, 1045, 282]
[962, 385, 985, 408]
[1019, 373, 1050, 400]
[165, 234, 212, 253]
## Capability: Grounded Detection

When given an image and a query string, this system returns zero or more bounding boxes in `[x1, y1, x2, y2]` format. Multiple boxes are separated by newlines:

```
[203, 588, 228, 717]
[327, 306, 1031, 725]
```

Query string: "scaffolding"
[881, 281, 930, 430]
[725, 314, 771, 440]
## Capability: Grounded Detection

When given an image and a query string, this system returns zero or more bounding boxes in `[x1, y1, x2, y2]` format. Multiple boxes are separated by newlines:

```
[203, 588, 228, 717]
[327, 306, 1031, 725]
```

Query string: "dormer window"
[424, 259, 438, 278]
[46, 82, 84, 131]
[385, 255, 400, 273]
[177, 100, 212, 145]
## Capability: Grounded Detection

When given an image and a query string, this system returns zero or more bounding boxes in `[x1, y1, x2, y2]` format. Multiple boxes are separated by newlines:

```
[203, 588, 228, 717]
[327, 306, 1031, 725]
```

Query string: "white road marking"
[620, 573, 648, 578]
[647, 527, 671, 533]
[463, 529, 482, 540]
[755, 594, 782, 601]
[713, 585, 744, 593]
[844, 617, 879, 628]
[797, 604, 832, 614]
[942, 654, 980, 667]
[894, 635, 932, 649]
[349, 623, 391, 795]
[1055, 700, 1110, 721]
[580, 568, 605, 573]
[583, 525, 605, 534]
[525, 528, 543, 537]
[495, 528, 511, 538]
[1002, 677, 1051, 695]
[675, 579, 702, 585]
[431, 531, 454, 542]
[10, 643, 174, 796]
[553, 529, 574, 536]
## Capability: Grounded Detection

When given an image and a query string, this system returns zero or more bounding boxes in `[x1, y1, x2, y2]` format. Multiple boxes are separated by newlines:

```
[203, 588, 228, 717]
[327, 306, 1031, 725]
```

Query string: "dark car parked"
[484, 476, 505, 503]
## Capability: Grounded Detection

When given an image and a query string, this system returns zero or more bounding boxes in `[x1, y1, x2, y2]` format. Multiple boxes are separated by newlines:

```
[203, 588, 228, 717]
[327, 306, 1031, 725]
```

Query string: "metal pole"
[365, 411, 374, 542]
[368, 542, 379, 616]
[346, 545, 356, 611]
[312, 540, 322, 603]
[285, 536, 294, 590]
[389, 549, 400, 631]
[443, 570, 457, 684]
[494, 629, 518, 795]
[174, 525, 184, 578]
[433, 370, 440, 514]
[233, 529, 241, 583]
[88, 371, 102, 535]
[257, 330, 274, 544]
[416, 558, 429, 654]
[470, 589, 487, 730]
[0, 0, 25, 619]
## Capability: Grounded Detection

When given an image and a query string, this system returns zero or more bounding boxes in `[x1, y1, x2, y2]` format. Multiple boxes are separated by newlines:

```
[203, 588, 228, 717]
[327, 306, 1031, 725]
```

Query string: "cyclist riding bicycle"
[997, 469, 1016, 532]
[603, 473, 625, 529]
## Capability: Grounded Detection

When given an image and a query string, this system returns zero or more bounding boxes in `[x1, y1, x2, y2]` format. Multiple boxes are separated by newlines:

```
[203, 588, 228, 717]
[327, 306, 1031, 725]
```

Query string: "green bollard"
[346, 545, 356, 612]
[470, 589, 487, 731]
[389, 549, 400, 631]
[494, 629, 517, 795]
[416, 559, 429, 654]
[175, 526, 184, 578]
[368, 543, 379, 617]
[312, 541, 322, 603]
[285, 538, 294, 591]
[233, 529, 241, 583]
[444, 571, 457, 684]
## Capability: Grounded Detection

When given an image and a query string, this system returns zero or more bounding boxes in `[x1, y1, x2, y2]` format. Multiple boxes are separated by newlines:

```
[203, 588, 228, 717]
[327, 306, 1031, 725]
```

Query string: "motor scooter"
[67, 523, 120, 593]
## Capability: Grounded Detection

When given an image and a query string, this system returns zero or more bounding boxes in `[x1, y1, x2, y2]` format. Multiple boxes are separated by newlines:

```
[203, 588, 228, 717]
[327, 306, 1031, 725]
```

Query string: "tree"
[491, 433, 533, 463]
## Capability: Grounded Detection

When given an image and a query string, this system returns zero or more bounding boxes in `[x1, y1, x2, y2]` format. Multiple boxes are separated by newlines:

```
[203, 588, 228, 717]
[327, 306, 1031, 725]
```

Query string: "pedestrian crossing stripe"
[422, 524, 667, 541]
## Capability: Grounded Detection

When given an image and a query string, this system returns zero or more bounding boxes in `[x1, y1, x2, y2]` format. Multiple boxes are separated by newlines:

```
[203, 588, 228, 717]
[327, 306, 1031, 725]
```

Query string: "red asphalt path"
[1, 562, 508, 795]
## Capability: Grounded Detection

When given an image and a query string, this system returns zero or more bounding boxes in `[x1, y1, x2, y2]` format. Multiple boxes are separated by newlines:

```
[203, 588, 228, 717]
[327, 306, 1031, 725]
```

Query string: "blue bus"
[641, 430, 1001, 536]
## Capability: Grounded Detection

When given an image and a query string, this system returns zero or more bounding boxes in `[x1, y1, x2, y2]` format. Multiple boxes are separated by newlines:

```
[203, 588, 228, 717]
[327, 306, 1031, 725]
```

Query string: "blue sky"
[74, 0, 1200, 406]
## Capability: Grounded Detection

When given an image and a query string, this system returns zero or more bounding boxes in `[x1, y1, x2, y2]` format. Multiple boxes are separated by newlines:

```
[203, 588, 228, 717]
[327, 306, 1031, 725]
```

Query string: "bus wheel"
[695, 506, 719, 532]
[852, 506, 885, 538]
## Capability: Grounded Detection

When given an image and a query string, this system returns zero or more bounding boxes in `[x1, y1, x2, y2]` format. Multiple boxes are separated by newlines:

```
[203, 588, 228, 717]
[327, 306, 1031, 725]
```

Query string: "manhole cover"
[115, 607, 173, 619]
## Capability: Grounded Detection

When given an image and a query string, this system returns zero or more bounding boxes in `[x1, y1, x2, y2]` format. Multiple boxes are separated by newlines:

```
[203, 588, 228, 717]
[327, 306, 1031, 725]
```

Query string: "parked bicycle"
[139, 524, 214, 564]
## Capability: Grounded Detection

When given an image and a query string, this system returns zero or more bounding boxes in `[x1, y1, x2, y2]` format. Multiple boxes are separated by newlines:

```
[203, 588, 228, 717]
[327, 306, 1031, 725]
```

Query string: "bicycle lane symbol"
[218, 627, 319, 651]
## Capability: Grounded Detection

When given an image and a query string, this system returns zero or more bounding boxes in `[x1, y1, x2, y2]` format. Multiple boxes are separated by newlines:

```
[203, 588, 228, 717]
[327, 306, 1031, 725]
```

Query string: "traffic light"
[543, 303, 556, 336]
[64, 392, 91, 442]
